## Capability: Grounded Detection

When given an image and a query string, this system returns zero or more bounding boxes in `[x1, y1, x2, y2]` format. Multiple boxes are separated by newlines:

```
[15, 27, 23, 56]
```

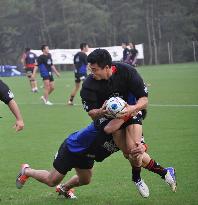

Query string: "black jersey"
[0, 80, 14, 104]
[37, 54, 53, 72]
[73, 52, 88, 75]
[123, 48, 130, 61]
[80, 62, 148, 112]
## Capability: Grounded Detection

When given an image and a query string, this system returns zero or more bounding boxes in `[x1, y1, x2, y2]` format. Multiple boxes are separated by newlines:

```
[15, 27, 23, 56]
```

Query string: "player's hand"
[56, 72, 60, 77]
[116, 104, 136, 118]
[13, 120, 24, 132]
[130, 142, 145, 157]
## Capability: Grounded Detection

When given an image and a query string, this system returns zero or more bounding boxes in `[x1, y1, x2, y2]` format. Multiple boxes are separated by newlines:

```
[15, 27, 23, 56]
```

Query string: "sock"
[145, 159, 167, 179]
[132, 166, 141, 183]
[69, 96, 74, 102]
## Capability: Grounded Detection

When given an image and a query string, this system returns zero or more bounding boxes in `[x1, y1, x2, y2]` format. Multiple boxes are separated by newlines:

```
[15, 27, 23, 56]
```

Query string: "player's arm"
[118, 69, 148, 118]
[51, 65, 60, 77]
[8, 99, 24, 131]
[0, 80, 24, 131]
[20, 53, 26, 67]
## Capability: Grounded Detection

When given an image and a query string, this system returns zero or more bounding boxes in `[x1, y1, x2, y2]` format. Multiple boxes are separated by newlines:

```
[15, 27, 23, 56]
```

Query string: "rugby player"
[80, 49, 176, 197]
[36, 45, 60, 105]
[67, 43, 89, 105]
[16, 121, 175, 199]
[21, 48, 38, 92]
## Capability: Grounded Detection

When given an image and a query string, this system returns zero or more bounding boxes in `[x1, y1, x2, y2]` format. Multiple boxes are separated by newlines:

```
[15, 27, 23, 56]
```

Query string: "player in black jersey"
[80, 49, 176, 197]
[36, 45, 60, 105]
[0, 80, 24, 131]
[21, 48, 38, 92]
[67, 43, 89, 105]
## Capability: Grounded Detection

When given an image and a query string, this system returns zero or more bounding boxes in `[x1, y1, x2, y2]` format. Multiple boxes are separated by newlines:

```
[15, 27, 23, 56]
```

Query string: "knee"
[79, 178, 91, 186]
[46, 178, 59, 187]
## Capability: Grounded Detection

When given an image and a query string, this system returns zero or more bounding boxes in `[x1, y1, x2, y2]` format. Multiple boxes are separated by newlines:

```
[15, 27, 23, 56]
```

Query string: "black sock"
[145, 159, 167, 179]
[132, 166, 141, 183]
[69, 96, 74, 102]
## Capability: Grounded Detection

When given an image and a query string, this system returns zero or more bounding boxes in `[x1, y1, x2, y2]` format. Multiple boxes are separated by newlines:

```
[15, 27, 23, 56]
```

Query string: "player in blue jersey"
[67, 43, 89, 105]
[36, 45, 60, 105]
[21, 48, 38, 92]
[0, 80, 24, 131]
[16, 118, 176, 199]
[16, 122, 119, 198]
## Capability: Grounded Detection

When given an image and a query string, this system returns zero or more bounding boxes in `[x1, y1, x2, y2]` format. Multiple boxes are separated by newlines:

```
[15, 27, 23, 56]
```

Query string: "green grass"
[0, 63, 198, 205]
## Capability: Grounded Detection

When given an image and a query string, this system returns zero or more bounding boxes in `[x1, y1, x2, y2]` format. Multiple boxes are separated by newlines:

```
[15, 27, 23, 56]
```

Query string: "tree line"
[0, 0, 197, 65]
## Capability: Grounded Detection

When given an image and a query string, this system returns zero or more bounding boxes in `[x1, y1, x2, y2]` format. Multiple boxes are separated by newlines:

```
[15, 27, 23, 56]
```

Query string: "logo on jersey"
[47, 59, 52, 65]
[8, 90, 14, 99]
[102, 139, 119, 153]
[144, 84, 148, 94]
[83, 101, 89, 111]
[29, 53, 35, 58]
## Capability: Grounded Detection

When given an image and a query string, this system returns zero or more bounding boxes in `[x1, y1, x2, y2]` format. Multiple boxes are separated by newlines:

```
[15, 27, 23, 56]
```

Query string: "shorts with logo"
[25, 68, 34, 76]
[53, 143, 94, 175]
[42, 74, 54, 81]
[75, 73, 87, 83]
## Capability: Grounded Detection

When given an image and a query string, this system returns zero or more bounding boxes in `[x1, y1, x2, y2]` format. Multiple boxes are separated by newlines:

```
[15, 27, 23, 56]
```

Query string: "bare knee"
[47, 178, 59, 187]
[79, 177, 91, 185]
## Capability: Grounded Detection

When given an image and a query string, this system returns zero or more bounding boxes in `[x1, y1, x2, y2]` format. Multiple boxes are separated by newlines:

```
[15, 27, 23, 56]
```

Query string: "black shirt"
[37, 54, 53, 72]
[0, 80, 14, 104]
[80, 62, 148, 112]
[73, 52, 88, 74]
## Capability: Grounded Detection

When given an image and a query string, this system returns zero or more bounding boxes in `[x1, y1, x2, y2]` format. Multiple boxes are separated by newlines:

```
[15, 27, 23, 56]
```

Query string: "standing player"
[80, 49, 176, 197]
[121, 42, 130, 62]
[36, 45, 60, 105]
[0, 79, 24, 131]
[67, 43, 89, 105]
[127, 42, 138, 66]
[21, 48, 38, 92]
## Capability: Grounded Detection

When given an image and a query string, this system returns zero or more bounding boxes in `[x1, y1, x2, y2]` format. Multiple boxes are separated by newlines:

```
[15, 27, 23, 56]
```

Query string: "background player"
[67, 43, 89, 105]
[21, 48, 38, 92]
[36, 45, 60, 105]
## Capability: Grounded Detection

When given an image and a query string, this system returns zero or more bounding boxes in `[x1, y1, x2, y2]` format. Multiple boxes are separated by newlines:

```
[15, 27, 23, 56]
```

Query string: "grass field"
[0, 63, 198, 205]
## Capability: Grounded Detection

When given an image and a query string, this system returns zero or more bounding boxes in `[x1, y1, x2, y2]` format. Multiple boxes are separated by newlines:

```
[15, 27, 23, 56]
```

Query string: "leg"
[43, 79, 50, 101]
[25, 167, 64, 187]
[68, 82, 81, 105]
[61, 168, 93, 191]
[49, 81, 55, 95]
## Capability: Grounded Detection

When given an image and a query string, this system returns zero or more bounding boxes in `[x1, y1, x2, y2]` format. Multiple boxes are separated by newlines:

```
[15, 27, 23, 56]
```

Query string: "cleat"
[16, 164, 30, 189]
[134, 179, 149, 198]
[45, 101, 53, 105]
[164, 167, 177, 192]
[40, 96, 47, 104]
[56, 184, 77, 199]
[67, 100, 74, 106]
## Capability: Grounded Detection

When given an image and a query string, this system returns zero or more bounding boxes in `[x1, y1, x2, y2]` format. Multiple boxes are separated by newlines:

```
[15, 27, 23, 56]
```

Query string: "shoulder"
[82, 74, 96, 88]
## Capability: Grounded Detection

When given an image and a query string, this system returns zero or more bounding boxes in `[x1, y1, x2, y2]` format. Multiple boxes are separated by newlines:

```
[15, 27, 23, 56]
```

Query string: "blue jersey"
[66, 122, 99, 153]
[74, 52, 87, 75]
[37, 54, 53, 77]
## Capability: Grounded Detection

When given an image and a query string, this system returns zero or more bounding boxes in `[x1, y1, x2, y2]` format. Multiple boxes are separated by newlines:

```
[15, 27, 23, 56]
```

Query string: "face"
[122, 43, 126, 49]
[43, 46, 49, 54]
[84, 45, 89, 53]
[88, 63, 112, 80]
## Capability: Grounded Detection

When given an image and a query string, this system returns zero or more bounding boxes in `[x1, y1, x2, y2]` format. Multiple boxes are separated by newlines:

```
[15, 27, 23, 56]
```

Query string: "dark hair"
[122, 42, 128, 45]
[80, 43, 88, 50]
[87, 49, 112, 68]
[41, 44, 48, 51]
[25, 48, 31, 52]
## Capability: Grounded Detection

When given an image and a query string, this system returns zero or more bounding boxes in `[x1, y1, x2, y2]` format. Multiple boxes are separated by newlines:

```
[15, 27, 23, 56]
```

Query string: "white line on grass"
[9, 102, 198, 107]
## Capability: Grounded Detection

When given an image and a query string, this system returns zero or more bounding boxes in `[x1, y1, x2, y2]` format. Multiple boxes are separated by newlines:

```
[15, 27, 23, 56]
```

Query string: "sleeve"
[126, 68, 148, 99]
[0, 80, 14, 104]
[80, 87, 98, 112]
